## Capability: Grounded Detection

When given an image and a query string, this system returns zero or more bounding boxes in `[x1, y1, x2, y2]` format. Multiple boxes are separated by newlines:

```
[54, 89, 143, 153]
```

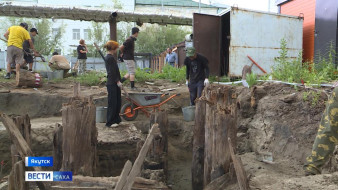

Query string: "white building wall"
[135, 6, 219, 16]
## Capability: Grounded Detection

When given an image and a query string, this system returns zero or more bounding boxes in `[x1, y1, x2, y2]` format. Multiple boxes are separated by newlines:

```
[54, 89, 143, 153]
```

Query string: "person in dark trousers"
[77, 39, 88, 74]
[119, 27, 139, 90]
[104, 40, 123, 128]
[23, 28, 38, 71]
[184, 47, 209, 105]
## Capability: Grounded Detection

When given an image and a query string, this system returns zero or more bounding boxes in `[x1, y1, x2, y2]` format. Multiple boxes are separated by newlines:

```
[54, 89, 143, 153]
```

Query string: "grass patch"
[50, 71, 107, 86]
[246, 72, 258, 87]
[271, 39, 337, 85]
[134, 64, 186, 83]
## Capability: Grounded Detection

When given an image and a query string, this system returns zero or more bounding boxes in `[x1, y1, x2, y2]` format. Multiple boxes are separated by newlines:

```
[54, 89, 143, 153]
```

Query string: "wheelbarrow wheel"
[121, 103, 138, 121]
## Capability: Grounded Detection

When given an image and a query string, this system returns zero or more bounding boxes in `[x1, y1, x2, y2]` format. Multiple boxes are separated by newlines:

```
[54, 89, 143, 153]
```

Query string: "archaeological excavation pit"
[0, 81, 338, 190]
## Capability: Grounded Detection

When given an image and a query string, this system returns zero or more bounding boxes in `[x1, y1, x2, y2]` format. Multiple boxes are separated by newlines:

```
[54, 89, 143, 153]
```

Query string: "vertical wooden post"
[202, 85, 238, 187]
[8, 115, 31, 190]
[61, 84, 97, 176]
[109, 16, 117, 60]
[148, 110, 168, 176]
[192, 100, 206, 190]
[53, 123, 63, 171]
[8, 161, 28, 190]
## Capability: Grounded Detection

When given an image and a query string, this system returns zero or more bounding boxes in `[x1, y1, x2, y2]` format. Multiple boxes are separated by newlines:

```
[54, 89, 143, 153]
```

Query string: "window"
[84, 29, 90, 40]
[72, 29, 80, 40]
[52, 28, 60, 36]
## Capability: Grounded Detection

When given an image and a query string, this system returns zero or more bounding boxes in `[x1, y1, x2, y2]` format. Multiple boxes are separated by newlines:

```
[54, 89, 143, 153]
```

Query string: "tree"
[136, 24, 192, 55]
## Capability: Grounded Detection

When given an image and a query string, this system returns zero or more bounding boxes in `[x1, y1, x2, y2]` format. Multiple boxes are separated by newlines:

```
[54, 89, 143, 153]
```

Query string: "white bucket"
[182, 106, 196, 122]
[96, 107, 107, 123]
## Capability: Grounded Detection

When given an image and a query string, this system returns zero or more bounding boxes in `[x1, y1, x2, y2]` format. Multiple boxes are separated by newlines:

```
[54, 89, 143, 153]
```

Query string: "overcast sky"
[194, 0, 278, 13]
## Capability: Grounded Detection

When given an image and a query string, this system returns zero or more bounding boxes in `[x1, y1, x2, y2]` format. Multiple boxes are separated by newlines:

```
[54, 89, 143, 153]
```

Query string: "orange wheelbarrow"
[120, 92, 180, 121]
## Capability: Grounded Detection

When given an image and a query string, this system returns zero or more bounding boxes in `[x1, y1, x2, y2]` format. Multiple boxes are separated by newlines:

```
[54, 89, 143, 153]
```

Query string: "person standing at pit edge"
[104, 40, 122, 128]
[77, 39, 88, 74]
[23, 28, 39, 71]
[119, 27, 139, 90]
[184, 47, 209, 106]
[4, 23, 37, 79]
[304, 82, 338, 175]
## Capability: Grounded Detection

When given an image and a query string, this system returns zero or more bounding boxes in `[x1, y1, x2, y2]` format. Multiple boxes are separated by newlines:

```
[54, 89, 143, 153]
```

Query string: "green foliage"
[136, 24, 192, 55]
[302, 91, 310, 101]
[135, 64, 186, 83]
[246, 72, 258, 87]
[259, 74, 271, 81]
[52, 71, 106, 86]
[302, 90, 321, 107]
[209, 76, 230, 83]
[73, 71, 106, 86]
[272, 39, 338, 85]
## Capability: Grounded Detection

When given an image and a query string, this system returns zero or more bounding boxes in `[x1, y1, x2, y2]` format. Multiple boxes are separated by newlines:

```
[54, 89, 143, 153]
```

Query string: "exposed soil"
[1, 80, 338, 189]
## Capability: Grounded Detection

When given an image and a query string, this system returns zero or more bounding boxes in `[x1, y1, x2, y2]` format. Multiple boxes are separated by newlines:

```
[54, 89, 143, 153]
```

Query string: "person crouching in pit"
[104, 40, 122, 128]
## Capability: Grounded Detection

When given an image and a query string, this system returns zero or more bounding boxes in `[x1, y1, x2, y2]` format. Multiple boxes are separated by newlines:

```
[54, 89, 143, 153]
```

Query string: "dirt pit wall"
[236, 82, 331, 164]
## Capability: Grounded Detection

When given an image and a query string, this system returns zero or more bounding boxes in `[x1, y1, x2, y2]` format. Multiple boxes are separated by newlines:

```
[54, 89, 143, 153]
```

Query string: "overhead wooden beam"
[0, 4, 193, 25]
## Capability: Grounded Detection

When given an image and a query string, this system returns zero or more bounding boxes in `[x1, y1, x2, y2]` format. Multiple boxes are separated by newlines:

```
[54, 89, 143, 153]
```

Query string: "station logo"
[25, 171, 72, 182]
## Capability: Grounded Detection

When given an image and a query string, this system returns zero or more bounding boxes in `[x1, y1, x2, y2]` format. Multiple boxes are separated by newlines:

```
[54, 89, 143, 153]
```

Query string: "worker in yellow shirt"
[3, 23, 37, 79]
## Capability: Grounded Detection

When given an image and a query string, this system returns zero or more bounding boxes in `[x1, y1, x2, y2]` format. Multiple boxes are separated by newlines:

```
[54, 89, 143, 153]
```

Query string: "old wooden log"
[51, 175, 170, 190]
[148, 110, 168, 175]
[122, 124, 160, 190]
[204, 174, 230, 190]
[53, 123, 63, 171]
[0, 113, 46, 190]
[16, 69, 41, 87]
[8, 160, 28, 190]
[192, 99, 206, 190]
[228, 138, 250, 190]
[11, 114, 31, 146]
[10, 115, 31, 167]
[115, 160, 132, 190]
[61, 84, 97, 176]
[202, 85, 238, 187]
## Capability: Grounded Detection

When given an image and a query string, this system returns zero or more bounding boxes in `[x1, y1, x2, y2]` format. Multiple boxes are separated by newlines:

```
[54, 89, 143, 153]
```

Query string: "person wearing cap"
[104, 40, 122, 127]
[119, 27, 139, 90]
[23, 28, 39, 71]
[184, 47, 209, 105]
[3, 23, 37, 79]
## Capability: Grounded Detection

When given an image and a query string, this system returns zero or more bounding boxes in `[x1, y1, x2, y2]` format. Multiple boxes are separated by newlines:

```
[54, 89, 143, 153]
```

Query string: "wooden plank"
[203, 174, 230, 190]
[203, 85, 237, 186]
[0, 113, 33, 158]
[148, 111, 168, 177]
[8, 160, 28, 190]
[0, 113, 46, 190]
[115, 160, 132, 190]
[192, 100, 206, 190]
[122, 124, 160, 190]
[73, 82, 81, 97]
[61, 94, 97, 176]
[53, 124, 63, 171]
[160, 88, 176, 92]
[228, 138, 250, 190]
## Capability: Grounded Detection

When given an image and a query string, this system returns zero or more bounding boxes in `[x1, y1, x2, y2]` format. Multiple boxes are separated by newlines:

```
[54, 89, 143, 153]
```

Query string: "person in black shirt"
[104, 40, 122, 127]
[184, 47, 210, 105]
[22, 28, 38, 71]
[119, 27, 139, 90]
[77, 39, 88, 74]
